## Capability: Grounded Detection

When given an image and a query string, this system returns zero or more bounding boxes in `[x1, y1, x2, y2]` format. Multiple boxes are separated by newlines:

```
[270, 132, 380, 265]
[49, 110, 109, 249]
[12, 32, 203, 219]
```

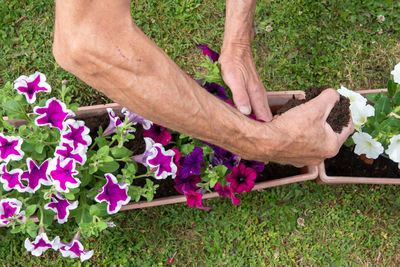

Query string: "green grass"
[1, 0, 400, 265]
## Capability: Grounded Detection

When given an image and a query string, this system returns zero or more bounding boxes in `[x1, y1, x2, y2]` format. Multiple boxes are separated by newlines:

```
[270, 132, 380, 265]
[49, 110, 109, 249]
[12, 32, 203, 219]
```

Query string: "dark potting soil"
[325, 146, 400, 178]
[277, 86, 351, 133]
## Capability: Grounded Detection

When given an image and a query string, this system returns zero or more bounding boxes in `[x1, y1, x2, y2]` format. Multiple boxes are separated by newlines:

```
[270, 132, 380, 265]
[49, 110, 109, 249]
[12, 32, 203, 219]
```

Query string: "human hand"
[265, 89, 354, 167]
[219, 45, 273, 122]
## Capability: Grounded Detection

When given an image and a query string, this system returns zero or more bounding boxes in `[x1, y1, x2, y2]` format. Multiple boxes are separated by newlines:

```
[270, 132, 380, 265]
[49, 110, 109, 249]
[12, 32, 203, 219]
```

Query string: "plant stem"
[38, 204, 44, 228]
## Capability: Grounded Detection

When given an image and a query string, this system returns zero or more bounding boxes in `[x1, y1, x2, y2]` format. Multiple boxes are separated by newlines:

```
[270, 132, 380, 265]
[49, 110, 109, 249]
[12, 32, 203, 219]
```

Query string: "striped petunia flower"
[48, 157, 80, 193]
[0, 198, 25, 226]
[60, 119, 92, 150]
[13, 72, 51, 104]
[24, 231, 60, 257]
[95, 173, 130, 214]
[34, 98, 75, 131]
[0, 163, 26, 192]
[146, 144, 177, 179]
[21, 158, 52, 193]
[58, 233, 93, 262]
[121, 107, 153, 130]
[54, 142, 87, 165]
[103, 108, 123, 136]
[0, 133, 24, 163]
[44, 193, 78, 224]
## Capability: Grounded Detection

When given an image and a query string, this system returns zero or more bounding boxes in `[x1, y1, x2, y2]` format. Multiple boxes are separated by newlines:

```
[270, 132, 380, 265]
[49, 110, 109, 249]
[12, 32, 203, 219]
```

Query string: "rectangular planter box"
[317, 88, 400, 185]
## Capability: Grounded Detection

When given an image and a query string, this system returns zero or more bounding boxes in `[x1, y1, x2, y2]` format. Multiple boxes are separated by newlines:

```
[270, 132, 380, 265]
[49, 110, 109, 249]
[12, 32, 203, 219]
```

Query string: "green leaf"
[26, 220, 39, 238]
[3, 99, 25, 119]
[111, 146, 133, 158]
[388, 79, 397, 97]
[214, 165, 228, 178]
[34, 143, 44, 154]
[25, 204, 37, 217]
[90, 202, 109, 217]
[99, 161, 120, 173]
[10, 226, 22, 234]
[392, 91, 400, 106]
[181, 143, 195, 156]
[64, 192, 75, 200]
[374, 96, 391, 122]
[89, 164, 98, 174]
[95, 136, 108, 148]
[97, 146, 110, 157]
[41, 207, 55, 227]
[97, 221, 108, 231]
[75, 206, 92, 224]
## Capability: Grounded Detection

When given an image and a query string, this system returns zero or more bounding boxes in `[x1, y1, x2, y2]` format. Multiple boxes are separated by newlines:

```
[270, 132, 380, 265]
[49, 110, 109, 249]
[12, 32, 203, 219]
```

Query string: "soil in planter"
[277, 86, 351, 133]
[324, 146, 400, 178]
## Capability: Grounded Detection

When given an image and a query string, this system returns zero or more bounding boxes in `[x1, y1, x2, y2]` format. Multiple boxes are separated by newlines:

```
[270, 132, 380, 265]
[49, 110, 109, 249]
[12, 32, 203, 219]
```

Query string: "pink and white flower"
[21, 158, 52, 193]
[94, 173, 130, 214]
[44, 193, 78, 224]
[48, 157, 80, 193]
[0, 198, 25, 226]
[103, 108, 123, 136]
[54, 142, 87, 165]
[0, 163, 26, 192]
[121, 107, 153, 130]
[130, 137, 155, 167]
[24, 232, 60, 257]
[60, 119, 92, 150]
[34, 98, 75, 131]
[146, 144, 177, 179]
[0, 133, 24, 163]
[13, 72, 51, 104]
[58, 234, 93, 262]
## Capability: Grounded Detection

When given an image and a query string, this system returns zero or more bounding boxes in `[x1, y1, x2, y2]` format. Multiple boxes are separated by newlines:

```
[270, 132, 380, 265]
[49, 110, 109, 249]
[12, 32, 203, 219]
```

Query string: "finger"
[263, 92, 273, 121]
[223, 71, 252, 115]
[248, 84, 272, 122]
[309, 88, 340, 121]
[336, 116, 355, 145]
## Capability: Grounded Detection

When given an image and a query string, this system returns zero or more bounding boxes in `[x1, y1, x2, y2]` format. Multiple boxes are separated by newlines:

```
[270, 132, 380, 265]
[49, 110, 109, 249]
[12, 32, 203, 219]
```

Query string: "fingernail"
[238, 106, 251, 115]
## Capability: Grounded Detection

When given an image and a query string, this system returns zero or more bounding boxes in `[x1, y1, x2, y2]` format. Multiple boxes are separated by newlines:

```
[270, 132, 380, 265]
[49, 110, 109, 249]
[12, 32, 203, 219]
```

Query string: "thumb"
[309, 88, 340, 121]
[222, 70, 251, 115]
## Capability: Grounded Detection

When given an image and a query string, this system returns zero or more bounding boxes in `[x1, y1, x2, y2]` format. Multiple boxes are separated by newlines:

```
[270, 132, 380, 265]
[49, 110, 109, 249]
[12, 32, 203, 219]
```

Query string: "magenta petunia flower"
[197, 44, 219, 62]
[214, 182, 240, 205]
[241, 159, 265, 173]
[0, 198, 25, 226]
[95, 173, 130, 214]
[0, 163, 26, 192]
[171, 148, 182, 177]
[59, 238, 93, 262]
[226, 163, 257, 194]
[103, 108, 123, 136]
[44, 193, 78, 224]
[54, 142, 86, 165]
[61, 119, 92, 150]
[202, 82, 228, 100]
[121, 107, 153, 130]
[130, 137, 155, 167]
[24, 232, 60, 257]
[175, 175, 201, 194]
[143, 124, 171, 146]
[0, 133, 24, 163]
[178, 147, 203, 179]
[13, 72, 51, 104]
[21, 158, 52, 193]
[48, 157, 80, 193]
[185, 190, 211, 210]
[34, 98, 75, 131]
[146, 144, 177, 179]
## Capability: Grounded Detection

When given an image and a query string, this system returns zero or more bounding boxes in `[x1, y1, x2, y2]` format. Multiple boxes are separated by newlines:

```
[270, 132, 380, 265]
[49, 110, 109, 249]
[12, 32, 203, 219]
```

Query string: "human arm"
[219, 0, 273, 122]
[52, 0, 353, 166]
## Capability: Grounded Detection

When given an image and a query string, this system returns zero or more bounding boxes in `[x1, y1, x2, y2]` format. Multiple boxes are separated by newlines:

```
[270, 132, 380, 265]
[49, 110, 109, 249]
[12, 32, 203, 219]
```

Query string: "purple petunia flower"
[240, 159, 265, 173]
[202, 82, 228, 100]
[146, 144, 177, 179]
[44, 193, 78, 224]
[0, 163, 26, 192]
[185, 190, 211, 210]
[95, 173, 130, 214]
[59, 236, 93, 262]
[13, 72, 51, 104]
[130, 137, 155, 167]
[0, 198, 25, 226]
[55, 142, 86, 165]
[171, 148, 182, 177]
[21, 158, 52, 193]
[214, 182, 240, 205]
[175, 175, 201, 194]
[103, 108, 123, 136]
[48, 157, 80, 193]
[226, 163, 257, 194]
[24, 231, 60, 257]
[203, 141, 239, 170]
[143, 124, 172, 146]
[0, 133, 24, 163]
[178, 147, 203, 179]
[34, 98, 75, 131]
[197, 44, 219, 62]
[121, 107, 153, 130]
[61, 119, 92, 150]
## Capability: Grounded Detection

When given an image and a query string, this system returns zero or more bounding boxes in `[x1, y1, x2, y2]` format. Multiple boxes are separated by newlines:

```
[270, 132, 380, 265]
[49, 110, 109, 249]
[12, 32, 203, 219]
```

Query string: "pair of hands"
[219, 44, 354, 166]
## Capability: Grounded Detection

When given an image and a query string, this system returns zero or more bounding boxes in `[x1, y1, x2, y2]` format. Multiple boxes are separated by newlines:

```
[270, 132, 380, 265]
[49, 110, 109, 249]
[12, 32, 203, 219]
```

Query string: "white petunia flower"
[352, 132, 384, 159]
[349, 101, 375, 131]
[391, 62, 400, 84]
[385, 134, 400, 167]
[337, 86, 367, 105]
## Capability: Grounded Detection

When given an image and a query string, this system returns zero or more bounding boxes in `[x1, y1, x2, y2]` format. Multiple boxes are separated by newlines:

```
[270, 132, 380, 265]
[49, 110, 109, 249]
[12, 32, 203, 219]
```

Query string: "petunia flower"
[226, 163, 257, 194]
[337, 86, 367, 105]
[34, 98, 75, 131]
[203, 141, 239, 170]
[171, 148, 182, 177]
[214, 182, 240, 205]
[143, 124, 172, 146]
[21, 158, 52, 193]
[61, 119, 92, 150]
[202, 82, 228, 100]
[103, 108, 123, 136]
[130, 137, 155, 167]
[0, 133, 24, 163]
[391, 62, 400, 84]
[240, 159, 265, 173]
[174, 175, 201, 194]
[350, 102, 375, 131]
[146, 144, 177, 179]
[385, 134, 400, 166]
[352, 132, 384, 159]
[48, 157, 80, 193]
[54, 142, 87, 165]
[178, 147, 203, 179]
[0, 198, 25, 226]
[121, 107, 153, 130]
[44, 193, 78, 224]
[185, 190, 211, 210]
[58, 233, 93, 262]
[95, 173, 131, 214]
[0, 163, 26, 192]
[197, 44, 219, 63]
[13, 72, 51, 104]
[24, 231, 60, 257]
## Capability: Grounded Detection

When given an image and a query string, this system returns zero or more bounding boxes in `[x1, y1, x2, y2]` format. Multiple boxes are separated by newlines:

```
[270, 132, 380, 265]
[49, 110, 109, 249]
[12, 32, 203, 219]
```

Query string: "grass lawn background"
[1, 0, 400, 265]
